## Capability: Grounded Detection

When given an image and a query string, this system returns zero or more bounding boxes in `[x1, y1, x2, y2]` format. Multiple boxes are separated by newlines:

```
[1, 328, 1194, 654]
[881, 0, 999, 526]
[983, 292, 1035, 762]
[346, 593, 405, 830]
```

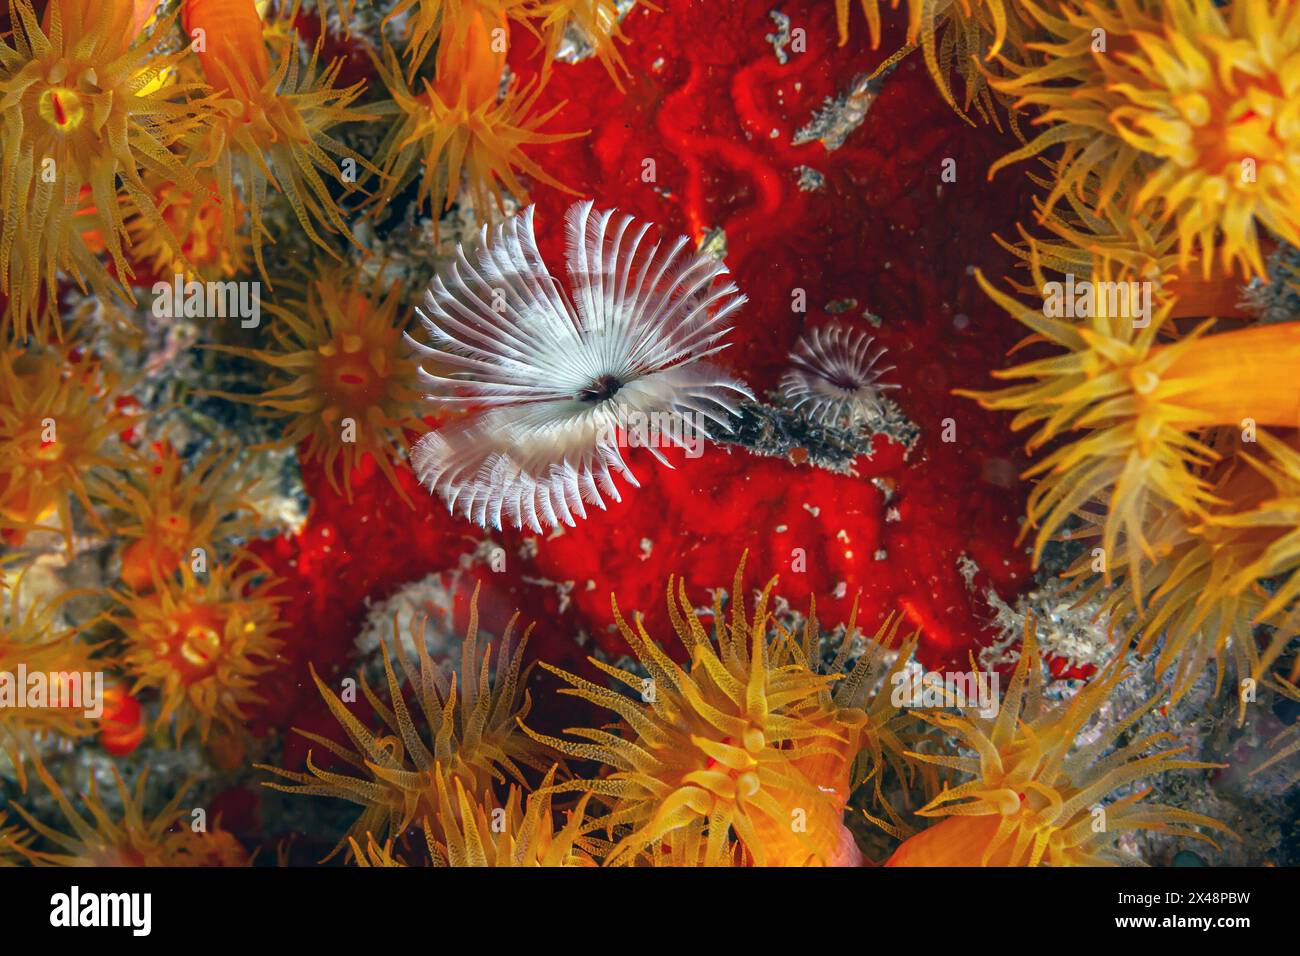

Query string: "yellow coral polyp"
[0, 571, 100, 791]
[259, 585, 551, 861]
[993, 170, 1252, 319]
[423, 767, 596, 866]
[126, 178, 252, 282]
[532, 0, 640, 87]
[183, 0, 375, 279]
[887, 622, 1231, 866]
[0, 0, 213, 335]
[0, 341, 133, 554]
[1110, 0, 1300, 279]
[11, 762, 247, 866]
[770, 594, 938, 837]
[115, 562, 286, 745]
[203, 267, 424, 505]
[522, 557, 914, 866]
[989, 0, 1300, 280]
[836, 0, 1020, 124]
[93, 441, 267, 593]
[1213, 434, 1300, 648]
[383, 0, 530, 83]
[370, 13, 584, 224]
[959, 254, 1300, 601]
[1066, 432, 1300, 715]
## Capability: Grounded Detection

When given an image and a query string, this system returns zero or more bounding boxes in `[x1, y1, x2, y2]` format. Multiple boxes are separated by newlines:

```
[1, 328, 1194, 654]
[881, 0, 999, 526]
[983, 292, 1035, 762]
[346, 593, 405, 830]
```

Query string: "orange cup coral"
[260, 584, 552, 861]
[202, 266, 425, 505]
[886, 621, 1231, 866]
[989, 0, 1300, 281]
[0, 0, 214, 335]
[0, 340, 134, 554]
[182, 0, 376, 278]
[114, 561, 286, 746]
[370, 7, 584, 224]
[523, 557, 921, 866]
[11, 762, 248, 866]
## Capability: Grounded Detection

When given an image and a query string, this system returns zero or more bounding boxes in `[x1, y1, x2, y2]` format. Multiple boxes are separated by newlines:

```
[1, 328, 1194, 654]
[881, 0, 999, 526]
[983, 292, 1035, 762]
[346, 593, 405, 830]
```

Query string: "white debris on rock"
[354, 572, 464, 664]
[553, 0, 639, 64]
[765, 10, 793, 64]
[795, 165, 825, 191]
[978, 575, 1115, 675]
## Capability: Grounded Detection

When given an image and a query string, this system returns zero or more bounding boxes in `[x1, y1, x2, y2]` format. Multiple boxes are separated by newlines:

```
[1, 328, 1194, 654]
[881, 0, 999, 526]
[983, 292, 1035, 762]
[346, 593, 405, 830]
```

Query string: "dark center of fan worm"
[578, 374, 624, 403]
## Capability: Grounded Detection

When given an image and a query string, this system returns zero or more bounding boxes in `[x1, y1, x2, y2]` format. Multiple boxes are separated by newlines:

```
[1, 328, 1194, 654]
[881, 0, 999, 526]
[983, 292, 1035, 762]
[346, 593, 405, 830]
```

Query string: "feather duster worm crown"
[780, 322, 899, 425]
[406, 200, 753, 533]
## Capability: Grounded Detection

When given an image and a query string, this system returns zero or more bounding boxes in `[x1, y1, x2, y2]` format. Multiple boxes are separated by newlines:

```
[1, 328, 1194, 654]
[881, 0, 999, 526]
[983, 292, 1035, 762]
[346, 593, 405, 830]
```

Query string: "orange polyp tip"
[118, 537, 183, 593]
[885, 813, 1006, 867]
[183, 0, 273, 96]
[42, 0, 142, 55]
[433, 7, 507, 108]
[1159, 321, 1300, 428]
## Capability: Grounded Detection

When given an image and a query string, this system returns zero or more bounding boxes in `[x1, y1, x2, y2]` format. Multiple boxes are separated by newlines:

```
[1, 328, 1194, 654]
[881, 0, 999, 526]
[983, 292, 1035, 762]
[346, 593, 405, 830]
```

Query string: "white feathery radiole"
[780, 322, 898, 425]
[405, 200, 753, 533]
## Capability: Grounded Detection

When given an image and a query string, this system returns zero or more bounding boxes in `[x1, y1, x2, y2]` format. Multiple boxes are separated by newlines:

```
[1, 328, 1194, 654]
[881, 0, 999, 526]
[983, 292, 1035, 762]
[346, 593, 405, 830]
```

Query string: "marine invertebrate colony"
[960, 259, 1300, 595]
[989, 0, 1300, 280]
[965, 247, 1300, 707]
[523, 559, 892, 866]
[260, 584, 551, 860]
[0, 0, 211, 333]
[963, 0, 1300, 739]
[407, 200, 753, 532]
[887, 621, 1230, 866]
[2, 0, 1294, 881]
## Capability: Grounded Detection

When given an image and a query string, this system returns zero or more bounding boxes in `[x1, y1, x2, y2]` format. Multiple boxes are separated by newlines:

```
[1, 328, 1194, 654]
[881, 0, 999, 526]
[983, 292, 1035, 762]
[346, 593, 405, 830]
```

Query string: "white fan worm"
[780, 322, 898, 425]
[405, 200, 753, 533]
